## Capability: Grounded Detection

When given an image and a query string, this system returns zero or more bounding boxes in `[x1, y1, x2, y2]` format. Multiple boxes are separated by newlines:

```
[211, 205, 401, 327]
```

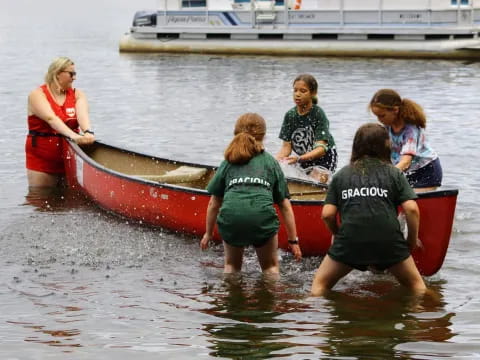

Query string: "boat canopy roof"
[161, 0, 480, 11]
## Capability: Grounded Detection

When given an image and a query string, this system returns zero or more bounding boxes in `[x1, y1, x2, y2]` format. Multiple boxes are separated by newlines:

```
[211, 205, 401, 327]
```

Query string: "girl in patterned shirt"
[369, 89, 442, 190]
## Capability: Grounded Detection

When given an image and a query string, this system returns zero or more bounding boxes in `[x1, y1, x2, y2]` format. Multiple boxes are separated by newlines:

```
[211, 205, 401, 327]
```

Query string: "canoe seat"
[138, 166, 208, 184]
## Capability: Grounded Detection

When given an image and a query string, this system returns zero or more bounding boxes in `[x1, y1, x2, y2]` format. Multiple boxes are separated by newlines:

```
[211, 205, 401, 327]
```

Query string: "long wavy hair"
[224, 113, 266, 164]
[44, 56, 74, 91]
[350, 123, 391, 165]
[369, 88, 427, 128]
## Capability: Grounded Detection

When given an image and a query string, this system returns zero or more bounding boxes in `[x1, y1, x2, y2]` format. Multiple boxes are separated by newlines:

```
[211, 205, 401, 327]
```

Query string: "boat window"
[451, 0, 470, 5]
[182, 0, 206, 7]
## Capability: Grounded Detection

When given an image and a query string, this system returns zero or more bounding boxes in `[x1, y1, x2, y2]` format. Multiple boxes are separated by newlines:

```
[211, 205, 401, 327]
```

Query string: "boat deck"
[120, 2, 480, 59]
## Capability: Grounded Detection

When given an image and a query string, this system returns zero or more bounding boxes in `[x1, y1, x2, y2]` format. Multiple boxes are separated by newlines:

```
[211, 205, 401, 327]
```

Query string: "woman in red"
[26, 57, 95, 188]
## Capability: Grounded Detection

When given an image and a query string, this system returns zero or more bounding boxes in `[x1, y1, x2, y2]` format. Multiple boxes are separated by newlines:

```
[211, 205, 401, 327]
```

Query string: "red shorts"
[25, 135, 65, 174]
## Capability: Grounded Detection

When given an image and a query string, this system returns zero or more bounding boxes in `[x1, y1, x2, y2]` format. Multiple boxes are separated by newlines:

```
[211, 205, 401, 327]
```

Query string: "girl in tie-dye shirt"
[369, 89, 442, 190]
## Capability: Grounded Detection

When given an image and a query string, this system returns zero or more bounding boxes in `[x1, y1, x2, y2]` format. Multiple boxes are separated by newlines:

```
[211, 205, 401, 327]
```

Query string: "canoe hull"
[64, 140, 457, 276]
[64, 145, 212, 237]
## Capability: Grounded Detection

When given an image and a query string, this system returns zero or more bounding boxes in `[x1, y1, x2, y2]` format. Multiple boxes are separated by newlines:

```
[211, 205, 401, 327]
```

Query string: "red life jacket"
[27, 84, 79, 135]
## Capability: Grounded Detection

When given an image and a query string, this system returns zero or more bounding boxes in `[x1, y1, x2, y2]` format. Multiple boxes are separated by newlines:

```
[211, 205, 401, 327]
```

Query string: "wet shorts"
[406, 158, 442, 188]
[25, 135, 65, 174]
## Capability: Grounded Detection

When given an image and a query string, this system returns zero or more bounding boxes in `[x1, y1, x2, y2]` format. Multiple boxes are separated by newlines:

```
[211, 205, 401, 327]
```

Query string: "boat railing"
[149, 0, 479, 32]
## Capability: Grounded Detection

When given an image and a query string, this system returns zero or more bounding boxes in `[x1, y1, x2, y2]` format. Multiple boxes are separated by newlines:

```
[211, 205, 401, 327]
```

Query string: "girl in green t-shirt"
[311, 123, 426, 296]
[276, 74, 338, 180]
[201, 113, 302, 274]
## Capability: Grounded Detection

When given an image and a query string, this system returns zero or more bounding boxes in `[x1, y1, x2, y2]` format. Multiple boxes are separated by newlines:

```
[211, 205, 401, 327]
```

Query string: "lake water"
[1, 1, 480, 359]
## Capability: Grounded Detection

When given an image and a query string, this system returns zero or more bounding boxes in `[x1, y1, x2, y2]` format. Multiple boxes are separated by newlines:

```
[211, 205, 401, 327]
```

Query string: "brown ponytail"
[369, 89, 427, 128]
[224, 113, 266, 164]
[399, 98, 426, 128]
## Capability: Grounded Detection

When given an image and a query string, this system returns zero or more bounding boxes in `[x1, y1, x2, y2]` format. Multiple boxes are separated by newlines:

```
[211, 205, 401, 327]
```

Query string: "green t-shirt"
[325, 158, 417, 266]
[207, 151, 290, 247]
[279, 104, 336, 156]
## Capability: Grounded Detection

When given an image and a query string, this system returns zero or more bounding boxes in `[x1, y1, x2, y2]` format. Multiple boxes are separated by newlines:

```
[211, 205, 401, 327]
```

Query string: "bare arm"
[75, 89, 95, 144]
[278, 198, 302, 260]
[28, 88, 93, 145]
[28, 88, 82, 141]
[321, 204, 338, 235]
[401, 199, 420, 251]
[276, 141, 292, 160]
[280, 140, 329, 165]
[298, 141, 328, 163]
[200, 195, 223, 250]
[396, 154, 413, 172]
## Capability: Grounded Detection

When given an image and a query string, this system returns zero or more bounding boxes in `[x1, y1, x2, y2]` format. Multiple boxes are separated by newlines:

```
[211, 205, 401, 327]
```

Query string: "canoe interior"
[82, 143, 327, 201]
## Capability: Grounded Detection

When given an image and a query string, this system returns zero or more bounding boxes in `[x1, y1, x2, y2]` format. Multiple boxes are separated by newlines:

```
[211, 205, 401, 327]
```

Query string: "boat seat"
[137, 166, 208, 184]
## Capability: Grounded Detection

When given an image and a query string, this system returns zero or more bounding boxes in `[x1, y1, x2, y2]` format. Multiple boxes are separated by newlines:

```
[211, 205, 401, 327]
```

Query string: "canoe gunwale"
[68, 139, 458, 202]
[70, 139, 213, 196]
[68, 139, 332, 200]
[416, 188, 459, 199]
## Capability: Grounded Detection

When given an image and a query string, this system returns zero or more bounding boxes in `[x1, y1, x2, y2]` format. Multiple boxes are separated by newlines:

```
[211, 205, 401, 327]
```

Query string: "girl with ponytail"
[201, 113, 302, 274]
[369, 89, 442, 190]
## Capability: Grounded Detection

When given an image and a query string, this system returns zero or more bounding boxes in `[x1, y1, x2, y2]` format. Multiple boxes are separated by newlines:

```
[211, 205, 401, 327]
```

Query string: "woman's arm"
[200, 195, 223, 250]
[278, 198, 302, 260]
[75, 89, 95, 143]
[401, 199, 420, 251]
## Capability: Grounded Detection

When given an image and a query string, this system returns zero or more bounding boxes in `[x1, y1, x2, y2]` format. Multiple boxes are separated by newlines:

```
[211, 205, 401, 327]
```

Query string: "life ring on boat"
[293, 0, 301, 10]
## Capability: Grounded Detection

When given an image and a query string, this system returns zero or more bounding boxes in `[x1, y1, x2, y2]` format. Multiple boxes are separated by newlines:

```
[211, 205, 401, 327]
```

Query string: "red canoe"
[63, 140, 458, 276]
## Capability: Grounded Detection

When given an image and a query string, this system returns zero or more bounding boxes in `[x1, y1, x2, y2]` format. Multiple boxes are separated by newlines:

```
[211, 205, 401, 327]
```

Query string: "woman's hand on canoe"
[72, 133, 95, 145]
[200, 233, 211, 250]
[81, 131, 95, 144]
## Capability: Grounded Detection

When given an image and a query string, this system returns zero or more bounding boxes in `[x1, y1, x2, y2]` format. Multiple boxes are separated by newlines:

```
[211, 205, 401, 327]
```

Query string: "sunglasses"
[61, 71, 77, 77]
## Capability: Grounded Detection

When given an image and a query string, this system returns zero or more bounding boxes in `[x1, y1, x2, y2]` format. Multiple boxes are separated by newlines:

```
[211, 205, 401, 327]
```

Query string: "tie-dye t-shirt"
[388, 124, 438, 174]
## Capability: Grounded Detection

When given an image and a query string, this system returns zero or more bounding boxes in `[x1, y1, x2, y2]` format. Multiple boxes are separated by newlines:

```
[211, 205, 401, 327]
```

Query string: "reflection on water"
[201, 275, 308, 358]
[319, 283, 454, 359]
[15, 321, 83, 348]
[193, 274, 456, 359]
[24, 187, 93, 213]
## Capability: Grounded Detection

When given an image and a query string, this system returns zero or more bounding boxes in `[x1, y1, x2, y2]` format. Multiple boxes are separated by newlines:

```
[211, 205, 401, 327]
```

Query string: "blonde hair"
[369, 88, 427, 128]
[44, 57, 74, 91]
[224, 113, 266, 164]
